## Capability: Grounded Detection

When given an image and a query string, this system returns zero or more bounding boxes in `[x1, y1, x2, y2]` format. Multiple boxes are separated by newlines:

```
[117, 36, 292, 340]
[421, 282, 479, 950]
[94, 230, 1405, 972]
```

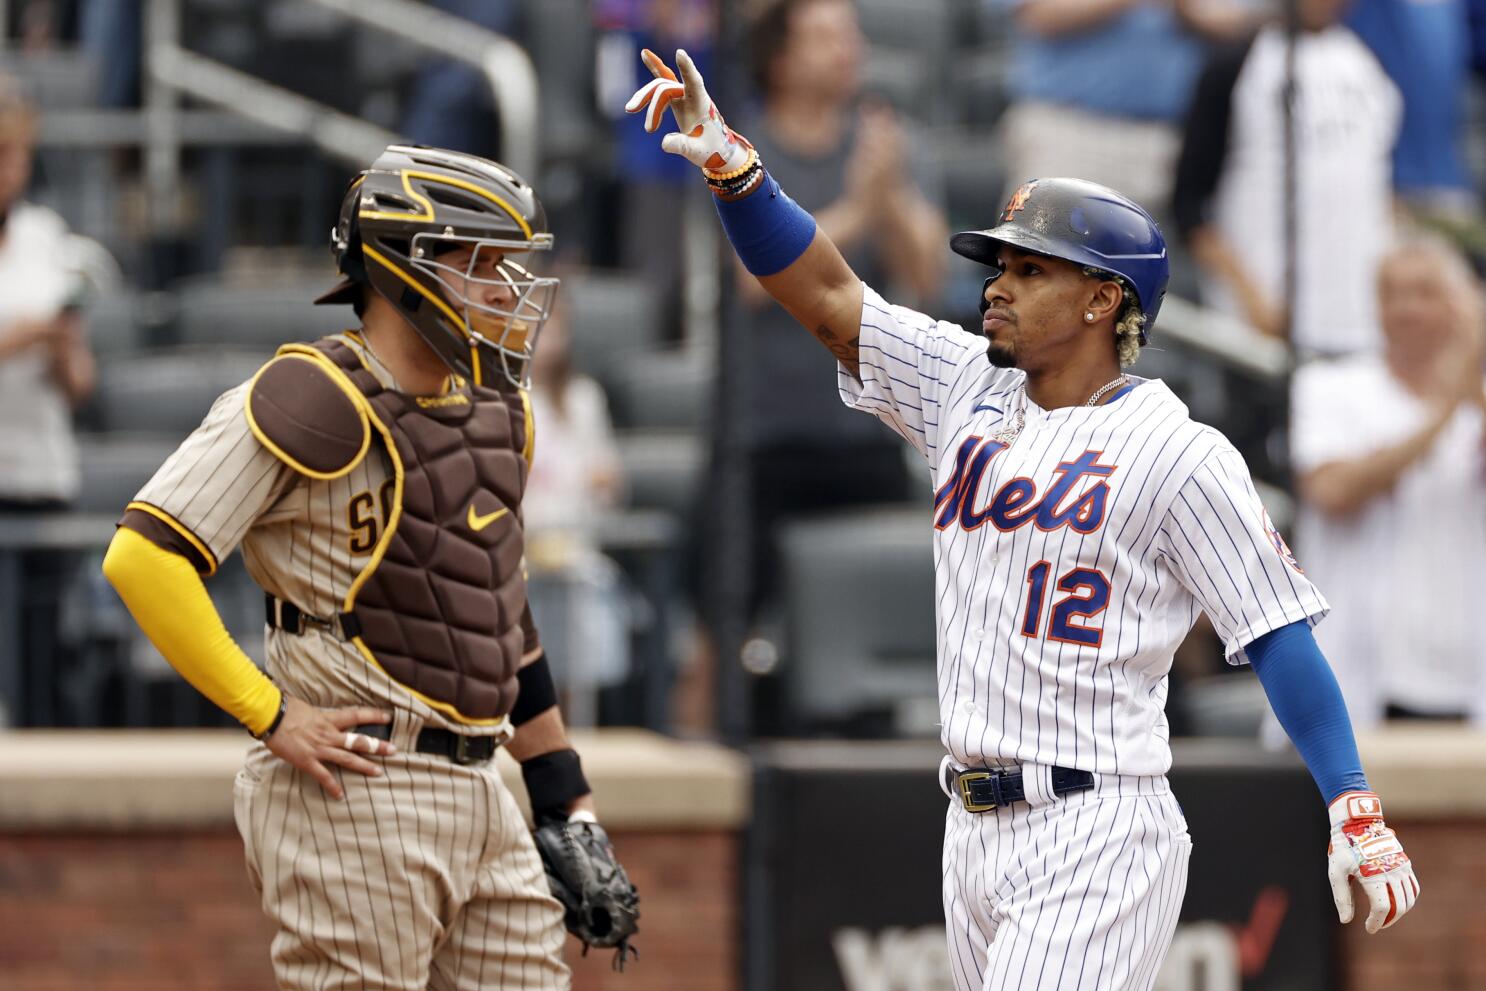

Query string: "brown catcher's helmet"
[316, 144, 558, 389]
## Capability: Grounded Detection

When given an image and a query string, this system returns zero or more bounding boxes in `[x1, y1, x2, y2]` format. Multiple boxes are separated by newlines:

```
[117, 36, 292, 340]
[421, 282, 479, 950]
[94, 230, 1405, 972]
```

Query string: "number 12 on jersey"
[1020, 562, 1111, 647]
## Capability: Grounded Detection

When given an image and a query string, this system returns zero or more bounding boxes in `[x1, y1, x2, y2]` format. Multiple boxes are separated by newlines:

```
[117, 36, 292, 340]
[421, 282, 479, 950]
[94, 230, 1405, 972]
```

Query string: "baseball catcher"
[103, 144, 639, 988]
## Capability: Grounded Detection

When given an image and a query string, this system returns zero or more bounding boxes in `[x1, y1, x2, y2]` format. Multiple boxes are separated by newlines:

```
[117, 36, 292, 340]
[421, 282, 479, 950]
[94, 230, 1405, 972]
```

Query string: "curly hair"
[1084, 266, 1146, 368]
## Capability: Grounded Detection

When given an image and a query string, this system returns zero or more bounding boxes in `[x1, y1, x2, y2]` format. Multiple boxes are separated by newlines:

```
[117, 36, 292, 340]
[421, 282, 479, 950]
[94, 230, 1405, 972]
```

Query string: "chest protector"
[246, 336, 531, 725]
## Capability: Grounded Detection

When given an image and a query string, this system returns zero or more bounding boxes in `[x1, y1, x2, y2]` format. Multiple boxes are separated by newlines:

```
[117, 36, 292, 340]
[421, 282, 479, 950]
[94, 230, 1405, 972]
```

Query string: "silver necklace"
[991, 390, 1028, 445]
[992, 375, 1129, 446]
[1085, 375, 1130, 407]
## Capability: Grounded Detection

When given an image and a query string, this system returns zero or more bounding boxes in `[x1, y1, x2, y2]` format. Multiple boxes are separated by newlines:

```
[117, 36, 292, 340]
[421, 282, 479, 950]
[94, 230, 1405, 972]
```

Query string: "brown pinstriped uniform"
[126, 332, 568, 990]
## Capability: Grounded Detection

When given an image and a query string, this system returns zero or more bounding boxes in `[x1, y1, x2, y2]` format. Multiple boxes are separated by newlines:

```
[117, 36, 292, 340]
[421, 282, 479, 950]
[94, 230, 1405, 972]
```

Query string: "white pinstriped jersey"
[840, 285, 1328, 776]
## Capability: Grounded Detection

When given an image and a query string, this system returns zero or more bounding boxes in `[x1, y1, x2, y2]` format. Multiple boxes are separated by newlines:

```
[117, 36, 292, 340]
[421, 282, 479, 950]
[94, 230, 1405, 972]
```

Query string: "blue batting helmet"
[950, 178, 1169, 340]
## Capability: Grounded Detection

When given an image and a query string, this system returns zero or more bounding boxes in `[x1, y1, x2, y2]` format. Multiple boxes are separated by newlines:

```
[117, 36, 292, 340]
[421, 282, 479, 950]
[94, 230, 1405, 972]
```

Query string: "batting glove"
[624, 48, 754, 178]
[1327, 790, 1419, 933]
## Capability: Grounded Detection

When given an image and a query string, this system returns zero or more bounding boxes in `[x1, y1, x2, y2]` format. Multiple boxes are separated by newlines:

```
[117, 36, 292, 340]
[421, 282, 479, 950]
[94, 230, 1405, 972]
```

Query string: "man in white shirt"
[0, 76, 98, 728]
[1291, 237, 1486, 725]
[0, 77, 96, 511]
[1173, 0, 1401, 354]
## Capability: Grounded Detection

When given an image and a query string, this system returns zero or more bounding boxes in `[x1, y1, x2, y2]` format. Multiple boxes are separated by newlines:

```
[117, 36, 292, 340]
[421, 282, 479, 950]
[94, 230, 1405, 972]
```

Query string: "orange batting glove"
[1327, 790, 1420, 933]
[624, 48, 754, 178]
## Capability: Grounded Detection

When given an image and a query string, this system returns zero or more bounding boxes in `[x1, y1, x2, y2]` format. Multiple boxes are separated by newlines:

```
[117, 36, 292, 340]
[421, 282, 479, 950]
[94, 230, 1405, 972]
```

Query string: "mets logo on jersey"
[934, 439, 1117, 534]
[1262, 508, 1304, 573]
[1002, 181, 1037, 222]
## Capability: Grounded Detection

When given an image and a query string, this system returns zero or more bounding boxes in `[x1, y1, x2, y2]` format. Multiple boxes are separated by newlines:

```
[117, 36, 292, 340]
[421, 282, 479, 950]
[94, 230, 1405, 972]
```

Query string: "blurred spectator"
[994, 0, 1252, 214]
[79, 0, 142, 107]
[0, 78, 95, 511]
[9, 0, 77, 50]
[716, 0, 948, 623]
[1290, 238, 1486, 728]
[525, 301, 624, 534]
[1173, 0, 1401, 354]
[599, 0, 717, 337]
[523, 300, 632, 724]
[0, 77, 97, 727]
[1349, 0, 1475, 212]
[399, 1, 522, 159]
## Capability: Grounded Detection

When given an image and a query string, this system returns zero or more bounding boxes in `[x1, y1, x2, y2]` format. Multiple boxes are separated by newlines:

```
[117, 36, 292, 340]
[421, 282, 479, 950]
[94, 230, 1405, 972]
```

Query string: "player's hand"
[263, 695, 397, 800]
[1239, 290, 1287, 340]
[624, 48, 753, 176]
[846, 102, 906, 201]
[6, 315, 66, 349]
[1326, 790, 1419, 933]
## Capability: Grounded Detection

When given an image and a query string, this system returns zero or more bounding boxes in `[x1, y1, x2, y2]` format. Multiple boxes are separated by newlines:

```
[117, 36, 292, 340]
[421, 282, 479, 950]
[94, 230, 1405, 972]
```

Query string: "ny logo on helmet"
[1002, 181, 1038, 222]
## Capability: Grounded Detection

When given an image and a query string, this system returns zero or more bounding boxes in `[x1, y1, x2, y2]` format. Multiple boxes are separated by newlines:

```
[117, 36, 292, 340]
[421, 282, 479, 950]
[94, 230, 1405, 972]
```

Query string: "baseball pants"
[233, 716, 569, 991]
[941, 766, 1191, 991]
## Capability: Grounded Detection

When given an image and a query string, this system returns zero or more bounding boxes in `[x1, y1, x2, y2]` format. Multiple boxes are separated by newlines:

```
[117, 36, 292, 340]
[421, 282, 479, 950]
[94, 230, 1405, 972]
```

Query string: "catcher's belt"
[352, 719, 498, 765]
[247, 335, 532, 725]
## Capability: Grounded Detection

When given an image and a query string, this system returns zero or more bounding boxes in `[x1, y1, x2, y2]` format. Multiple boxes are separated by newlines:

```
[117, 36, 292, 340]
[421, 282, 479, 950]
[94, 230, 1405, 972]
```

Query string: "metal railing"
[142, 0, 539, 232]
[307, 0, 539, 179]
[1156, 295, 1293, 382]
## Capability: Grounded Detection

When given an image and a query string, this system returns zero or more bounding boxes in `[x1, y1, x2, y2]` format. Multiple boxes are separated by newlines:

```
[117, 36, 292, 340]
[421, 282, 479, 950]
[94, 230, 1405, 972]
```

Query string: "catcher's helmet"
[316, 144, 558, 389]
[950, 178, 1168, 340]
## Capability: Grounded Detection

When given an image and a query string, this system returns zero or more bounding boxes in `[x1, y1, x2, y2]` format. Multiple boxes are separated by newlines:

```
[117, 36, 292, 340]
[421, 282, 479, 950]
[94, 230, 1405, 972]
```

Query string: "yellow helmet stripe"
[358, 170, 534, 240]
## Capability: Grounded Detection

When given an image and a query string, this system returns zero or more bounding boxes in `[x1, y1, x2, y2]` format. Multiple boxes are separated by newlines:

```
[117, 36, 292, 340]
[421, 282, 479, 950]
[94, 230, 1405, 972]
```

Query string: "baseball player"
[628, 51, 1419, 989]
[102, 145, 637, 990]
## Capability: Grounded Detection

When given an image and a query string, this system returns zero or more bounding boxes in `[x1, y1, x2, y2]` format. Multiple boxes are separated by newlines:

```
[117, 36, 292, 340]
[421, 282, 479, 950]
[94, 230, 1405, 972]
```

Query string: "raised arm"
[755, 230, 864, 376]
[626, 48, 866, 377]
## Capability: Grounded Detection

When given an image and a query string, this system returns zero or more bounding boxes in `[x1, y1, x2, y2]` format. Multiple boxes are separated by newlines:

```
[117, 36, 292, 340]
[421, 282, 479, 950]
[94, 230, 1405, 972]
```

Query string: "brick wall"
[1339, 818, 1486, 991]
[0, 828, 737, 991]
[2, 780, 1475, 990]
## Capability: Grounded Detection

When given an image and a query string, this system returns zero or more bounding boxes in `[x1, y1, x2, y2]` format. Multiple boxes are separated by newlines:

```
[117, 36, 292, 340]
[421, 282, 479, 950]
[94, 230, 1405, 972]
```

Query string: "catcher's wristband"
[251, 693, 288, 742]
[522, 748, 591, 823]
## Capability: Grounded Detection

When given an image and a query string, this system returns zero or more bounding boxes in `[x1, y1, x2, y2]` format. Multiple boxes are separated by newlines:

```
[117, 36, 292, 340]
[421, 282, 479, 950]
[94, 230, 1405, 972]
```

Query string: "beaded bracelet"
[705, 159, 763, 198]
[714, 167, 765, 201]
[702, 145, 758, 182]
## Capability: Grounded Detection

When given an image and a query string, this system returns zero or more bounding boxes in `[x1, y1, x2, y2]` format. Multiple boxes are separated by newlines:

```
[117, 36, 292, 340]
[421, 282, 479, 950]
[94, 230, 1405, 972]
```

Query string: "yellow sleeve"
[101, 527, 283, 735]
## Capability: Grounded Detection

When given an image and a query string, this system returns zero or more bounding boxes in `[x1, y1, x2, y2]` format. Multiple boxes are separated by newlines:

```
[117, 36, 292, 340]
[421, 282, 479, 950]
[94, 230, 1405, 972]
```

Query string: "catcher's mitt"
[533, 813, 640, 969]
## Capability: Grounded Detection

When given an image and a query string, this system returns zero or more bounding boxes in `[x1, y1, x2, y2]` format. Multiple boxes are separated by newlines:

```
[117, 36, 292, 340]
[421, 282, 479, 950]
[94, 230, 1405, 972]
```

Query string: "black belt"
[355, 721, 498, 765]
[947, 763, 1095, 813]
[265, 593, 361, 639]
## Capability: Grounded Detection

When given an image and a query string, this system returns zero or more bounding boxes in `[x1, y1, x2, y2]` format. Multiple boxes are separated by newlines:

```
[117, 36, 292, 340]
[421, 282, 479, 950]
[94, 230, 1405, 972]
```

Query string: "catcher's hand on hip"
[1327, 790, 1419, 933]
[624, 48, 753, 176]
[264, 696, 397, 800]
[533, 810, 641, 970]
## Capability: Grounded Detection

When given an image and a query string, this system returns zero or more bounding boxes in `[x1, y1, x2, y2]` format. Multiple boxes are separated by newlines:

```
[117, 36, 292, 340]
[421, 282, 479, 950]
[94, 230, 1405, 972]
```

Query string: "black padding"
[512, 653, 559, 726]
[521, 748, 590, 822]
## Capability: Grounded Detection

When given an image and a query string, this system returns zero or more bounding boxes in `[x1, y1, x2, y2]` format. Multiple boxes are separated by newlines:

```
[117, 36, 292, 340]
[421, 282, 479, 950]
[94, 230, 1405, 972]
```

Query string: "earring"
[1084, 312, 1094, 323]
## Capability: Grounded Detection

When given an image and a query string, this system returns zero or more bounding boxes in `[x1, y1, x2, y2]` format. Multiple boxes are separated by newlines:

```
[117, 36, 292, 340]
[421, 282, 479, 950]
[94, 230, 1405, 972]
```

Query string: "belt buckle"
[958, 770, 998, 813]
[450, 734, 479, 765]
[276, 599, 307, 636]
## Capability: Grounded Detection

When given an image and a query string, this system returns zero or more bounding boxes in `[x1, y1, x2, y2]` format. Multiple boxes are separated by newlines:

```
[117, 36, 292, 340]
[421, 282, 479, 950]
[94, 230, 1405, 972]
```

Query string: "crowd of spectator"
[0, 0, 1484, 737]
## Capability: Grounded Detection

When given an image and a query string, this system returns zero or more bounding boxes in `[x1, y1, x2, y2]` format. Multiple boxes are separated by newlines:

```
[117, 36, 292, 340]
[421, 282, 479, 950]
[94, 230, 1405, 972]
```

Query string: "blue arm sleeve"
[714, 172, 818, 277]
[1246, 621, 1369, 803]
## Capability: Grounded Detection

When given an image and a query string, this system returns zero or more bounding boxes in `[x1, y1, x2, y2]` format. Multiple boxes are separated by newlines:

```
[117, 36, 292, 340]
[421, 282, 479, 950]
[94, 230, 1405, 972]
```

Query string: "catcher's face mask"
[416, 234, 559, 390]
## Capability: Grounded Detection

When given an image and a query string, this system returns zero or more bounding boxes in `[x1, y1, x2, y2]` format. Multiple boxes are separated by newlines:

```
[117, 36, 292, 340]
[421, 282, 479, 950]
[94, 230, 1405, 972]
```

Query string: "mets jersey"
[840, 285, 1328, 776]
